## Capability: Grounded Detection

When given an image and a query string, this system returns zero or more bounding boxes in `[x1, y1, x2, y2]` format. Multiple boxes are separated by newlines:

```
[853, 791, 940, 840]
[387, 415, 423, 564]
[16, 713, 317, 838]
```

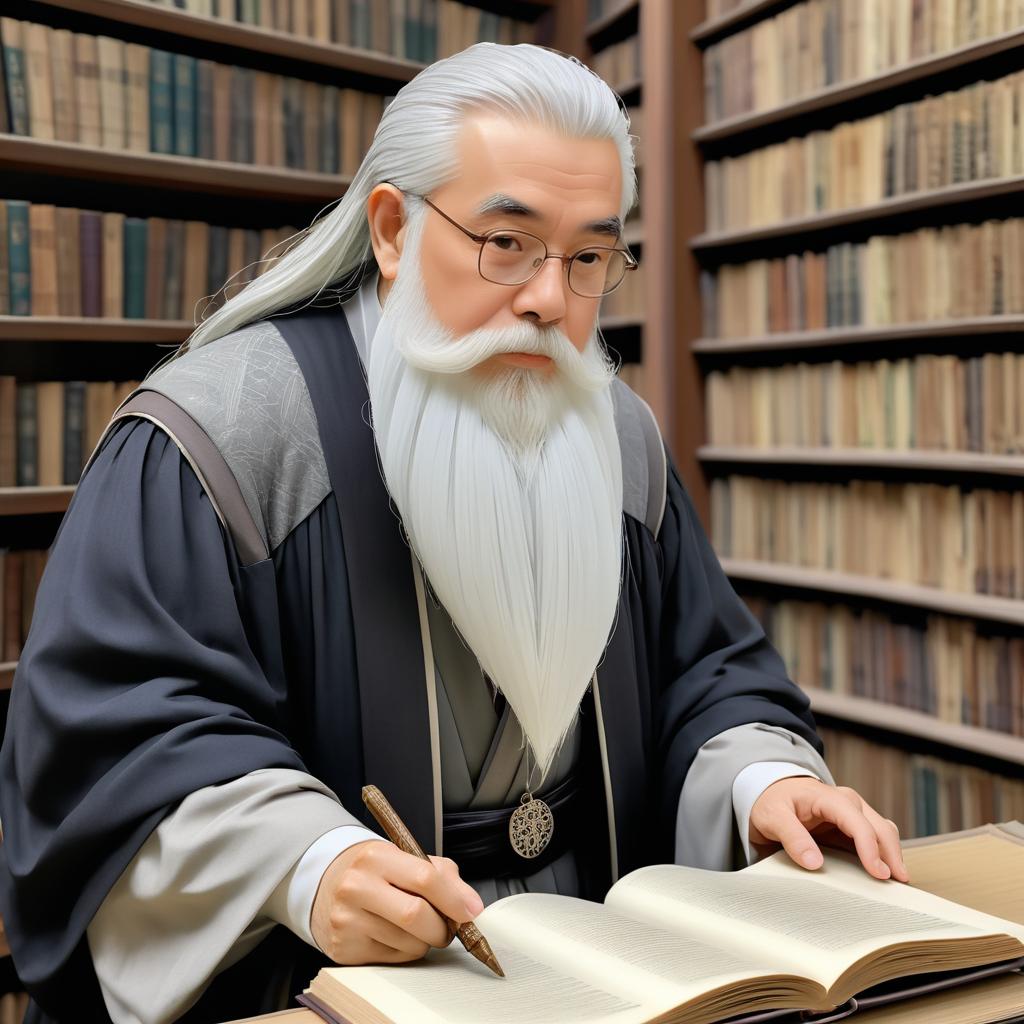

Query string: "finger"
[861, 807, 910, 882]
[360, 908, 433, 958]
[359, 876, 453, 949]
[811, 791, 889, 879]
[377, 846, 483, 922]
[765, 808, 825, 870]
[362, 936, 425, 965]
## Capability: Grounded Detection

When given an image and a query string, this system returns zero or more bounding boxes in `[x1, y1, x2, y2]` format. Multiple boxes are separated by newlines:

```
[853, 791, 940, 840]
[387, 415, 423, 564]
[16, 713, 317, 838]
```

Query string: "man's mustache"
[393, 318, 616, 393]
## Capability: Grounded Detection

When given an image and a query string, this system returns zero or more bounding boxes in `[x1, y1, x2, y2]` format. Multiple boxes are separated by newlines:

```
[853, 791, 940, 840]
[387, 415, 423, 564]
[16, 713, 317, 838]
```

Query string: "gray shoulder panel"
[610, 378, 668, 537]
[143, 320, 331, 554]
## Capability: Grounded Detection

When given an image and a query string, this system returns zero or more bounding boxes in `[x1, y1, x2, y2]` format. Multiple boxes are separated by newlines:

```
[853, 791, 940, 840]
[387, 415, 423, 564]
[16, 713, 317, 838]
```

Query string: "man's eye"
[486, 235, 521, 251]
[575, 250, 604, 266]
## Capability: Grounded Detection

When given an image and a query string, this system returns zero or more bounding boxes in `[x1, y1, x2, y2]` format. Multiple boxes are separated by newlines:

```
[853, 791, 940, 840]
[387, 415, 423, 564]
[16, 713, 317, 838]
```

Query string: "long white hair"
[171, 41, 639, 356]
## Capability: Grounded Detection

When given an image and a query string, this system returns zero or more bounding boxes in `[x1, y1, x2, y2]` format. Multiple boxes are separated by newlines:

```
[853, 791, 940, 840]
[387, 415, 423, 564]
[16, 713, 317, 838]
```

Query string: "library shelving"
[681, 0, 1024, 830]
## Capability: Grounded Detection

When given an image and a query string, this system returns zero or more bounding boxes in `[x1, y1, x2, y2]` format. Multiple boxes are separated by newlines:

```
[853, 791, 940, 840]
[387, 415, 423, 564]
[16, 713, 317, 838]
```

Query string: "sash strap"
[442, 771, 582, 880]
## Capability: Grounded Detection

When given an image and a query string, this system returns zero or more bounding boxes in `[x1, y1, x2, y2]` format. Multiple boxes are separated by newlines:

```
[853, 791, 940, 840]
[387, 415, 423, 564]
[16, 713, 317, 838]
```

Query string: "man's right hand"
[310, 840, 485, 964]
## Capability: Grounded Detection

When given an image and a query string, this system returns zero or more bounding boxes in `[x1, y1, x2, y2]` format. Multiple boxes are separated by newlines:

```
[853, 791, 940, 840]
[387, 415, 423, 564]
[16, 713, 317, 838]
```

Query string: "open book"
[298, 846, 1024, 1024]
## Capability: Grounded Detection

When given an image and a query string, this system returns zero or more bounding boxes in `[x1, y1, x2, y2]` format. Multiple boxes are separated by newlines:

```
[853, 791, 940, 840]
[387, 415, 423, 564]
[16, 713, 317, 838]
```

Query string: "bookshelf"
[0, 134, 356, 199]
[720, 559, 1024, 629]
[692, 26, 1024, 145]
[691, 315, 1024, 354]
[804, 686, 1024, 771]
[699, 446, 1024, 479]
[691, 176, 1024, 251]
[683, 0, 1024, 833]
[689, 1, 792, 46]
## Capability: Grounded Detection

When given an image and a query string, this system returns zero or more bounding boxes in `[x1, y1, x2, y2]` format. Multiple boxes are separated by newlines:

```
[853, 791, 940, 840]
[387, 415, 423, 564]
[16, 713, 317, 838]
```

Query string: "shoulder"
[610, 377, 668, 538]
[142, 319, 331, 554]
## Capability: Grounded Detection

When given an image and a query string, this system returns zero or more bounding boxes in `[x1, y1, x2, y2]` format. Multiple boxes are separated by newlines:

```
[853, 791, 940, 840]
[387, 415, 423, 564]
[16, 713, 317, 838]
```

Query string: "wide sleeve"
[86, 767, 383, 1024]
[0, 416, 310, 1020]
[653, 456, 828, 847]
[673, 723, 835, 871]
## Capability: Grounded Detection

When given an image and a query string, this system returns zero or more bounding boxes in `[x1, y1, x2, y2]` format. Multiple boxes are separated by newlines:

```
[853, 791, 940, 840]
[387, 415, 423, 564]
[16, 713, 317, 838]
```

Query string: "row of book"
[745, 594, 1023, 735]
[704, 0, 1024, 123]
[590, 33, 642, 92]
[705, 69, 1024, 233]
[817, 725, 1024, 838]
[143, 0, 535, 62]
[0, 199, 300, 320]
[0, 549, 48, 664]
[1, 379, 142, 488]
[700, 217, 1024, 338]
[705, 352, 1024, 454]
[1, 17, 390, 173]
[711, 476, 1024, 599]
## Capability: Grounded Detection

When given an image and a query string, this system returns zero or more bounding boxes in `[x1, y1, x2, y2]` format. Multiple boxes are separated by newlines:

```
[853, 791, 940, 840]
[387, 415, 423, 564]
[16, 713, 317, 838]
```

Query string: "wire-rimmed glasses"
[395, 188, 638, 298]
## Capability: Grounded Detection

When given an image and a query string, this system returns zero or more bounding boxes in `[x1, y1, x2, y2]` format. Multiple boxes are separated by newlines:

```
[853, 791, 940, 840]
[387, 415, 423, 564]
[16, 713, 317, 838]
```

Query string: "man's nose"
[512, 256, 569, 324]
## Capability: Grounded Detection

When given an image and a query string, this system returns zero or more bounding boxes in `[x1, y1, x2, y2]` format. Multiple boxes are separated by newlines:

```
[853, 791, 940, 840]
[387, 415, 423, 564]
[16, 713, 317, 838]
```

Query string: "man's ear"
[367, 183, 407, 283]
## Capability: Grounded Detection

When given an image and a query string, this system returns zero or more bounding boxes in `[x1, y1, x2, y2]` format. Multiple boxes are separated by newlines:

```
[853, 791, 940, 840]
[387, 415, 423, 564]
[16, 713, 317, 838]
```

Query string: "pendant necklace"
[509, 744, 554, 859]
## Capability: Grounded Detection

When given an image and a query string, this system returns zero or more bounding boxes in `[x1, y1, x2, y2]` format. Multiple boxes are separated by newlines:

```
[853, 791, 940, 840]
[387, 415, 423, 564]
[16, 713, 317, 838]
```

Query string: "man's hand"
[310, 839, 485, 965]
[749, 777, 910, 882]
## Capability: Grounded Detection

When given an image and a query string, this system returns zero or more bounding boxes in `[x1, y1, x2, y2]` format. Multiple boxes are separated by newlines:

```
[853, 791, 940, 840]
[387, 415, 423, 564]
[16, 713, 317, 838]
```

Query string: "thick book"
[298, 845, 1024, 1024]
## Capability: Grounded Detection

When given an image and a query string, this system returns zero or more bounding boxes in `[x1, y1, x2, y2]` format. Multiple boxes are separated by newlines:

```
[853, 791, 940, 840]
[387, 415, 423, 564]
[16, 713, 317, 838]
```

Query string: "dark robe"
[0, 301, 824, 1022]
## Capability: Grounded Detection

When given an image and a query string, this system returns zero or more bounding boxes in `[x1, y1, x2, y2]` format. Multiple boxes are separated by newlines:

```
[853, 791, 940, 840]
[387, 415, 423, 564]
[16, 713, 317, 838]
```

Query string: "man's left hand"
[749, 777, 910, 882]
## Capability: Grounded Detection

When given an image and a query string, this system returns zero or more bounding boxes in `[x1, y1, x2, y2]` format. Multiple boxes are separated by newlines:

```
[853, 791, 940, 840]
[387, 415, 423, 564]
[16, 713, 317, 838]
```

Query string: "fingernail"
[466, 894, 484, 916]
[877, 860, 891, 878]
[801, 850, 821, 868]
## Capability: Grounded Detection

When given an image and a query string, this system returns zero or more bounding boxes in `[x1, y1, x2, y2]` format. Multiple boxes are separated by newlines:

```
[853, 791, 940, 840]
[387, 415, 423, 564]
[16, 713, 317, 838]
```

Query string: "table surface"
[224, 820, 1024, 1024]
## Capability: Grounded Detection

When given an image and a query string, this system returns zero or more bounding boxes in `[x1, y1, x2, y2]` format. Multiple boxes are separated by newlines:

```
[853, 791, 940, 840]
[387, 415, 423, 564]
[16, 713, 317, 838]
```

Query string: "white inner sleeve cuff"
[732, 761, 821, 866]
[283, 825, 388, 950]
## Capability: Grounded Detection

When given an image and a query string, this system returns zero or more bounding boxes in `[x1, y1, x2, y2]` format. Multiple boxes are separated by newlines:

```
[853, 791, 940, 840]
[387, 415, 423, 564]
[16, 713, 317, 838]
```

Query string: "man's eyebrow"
[473, 193, 622, 238]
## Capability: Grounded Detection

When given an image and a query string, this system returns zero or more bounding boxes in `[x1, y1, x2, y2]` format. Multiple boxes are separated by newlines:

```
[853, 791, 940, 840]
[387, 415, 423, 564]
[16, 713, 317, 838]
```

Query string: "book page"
[477, 892, 816, 1014]
[314, 894, 818, 1024]
[316, 939, 654, 1024]
[746, 846, 1024, 945]
[604, 847, 1014, 991]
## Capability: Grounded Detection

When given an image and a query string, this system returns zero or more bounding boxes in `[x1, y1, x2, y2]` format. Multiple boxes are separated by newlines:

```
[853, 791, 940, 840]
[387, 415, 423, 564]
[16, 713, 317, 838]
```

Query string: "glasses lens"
[569, 248, 628, 297]
[479, 231, 548, 286]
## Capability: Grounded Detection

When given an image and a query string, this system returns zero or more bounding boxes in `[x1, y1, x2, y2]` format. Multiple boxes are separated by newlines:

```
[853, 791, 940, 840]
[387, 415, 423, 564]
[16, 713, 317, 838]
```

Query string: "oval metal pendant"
[509, 792, 554, 859]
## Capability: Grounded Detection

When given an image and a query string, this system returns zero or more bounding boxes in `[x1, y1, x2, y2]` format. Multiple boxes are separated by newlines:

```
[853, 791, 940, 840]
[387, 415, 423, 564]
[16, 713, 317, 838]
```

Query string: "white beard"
[364, 209, 625, 782]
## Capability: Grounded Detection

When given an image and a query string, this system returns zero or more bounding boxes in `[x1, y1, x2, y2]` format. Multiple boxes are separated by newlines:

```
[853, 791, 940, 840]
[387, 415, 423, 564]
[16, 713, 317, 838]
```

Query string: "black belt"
[441, 770, 582, 880]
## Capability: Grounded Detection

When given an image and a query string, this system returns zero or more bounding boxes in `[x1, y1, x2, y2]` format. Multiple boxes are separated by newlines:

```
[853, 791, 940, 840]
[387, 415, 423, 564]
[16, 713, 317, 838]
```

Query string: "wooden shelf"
[0, 316, 192, 343]
[690, 0, 790, 46]
[691, 316, 1024, 354]
[691, 175, 1024, 252]
[614, 76, 643, 103]
[694, 28, 1024, 145]
[585, 0, 639, 43]
[803, 687, 1024, 769]
[30, 0, 427, 81]
[720, 558, 1024, 627]
[0, 664, 14, 692]
[0, 134, 352, 202]
[0, 487, 75, 517]
[599, 314, 644, 332]
[699, 446, 1024, 477]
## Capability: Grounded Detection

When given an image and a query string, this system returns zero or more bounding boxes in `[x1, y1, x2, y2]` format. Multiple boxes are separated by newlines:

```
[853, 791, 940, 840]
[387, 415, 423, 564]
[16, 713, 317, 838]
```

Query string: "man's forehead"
[444, 113, 623, 232]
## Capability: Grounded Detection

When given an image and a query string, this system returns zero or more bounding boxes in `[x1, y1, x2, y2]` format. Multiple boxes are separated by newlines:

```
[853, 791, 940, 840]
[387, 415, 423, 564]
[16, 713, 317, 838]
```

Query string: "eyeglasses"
[393, 188, 638, 298]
